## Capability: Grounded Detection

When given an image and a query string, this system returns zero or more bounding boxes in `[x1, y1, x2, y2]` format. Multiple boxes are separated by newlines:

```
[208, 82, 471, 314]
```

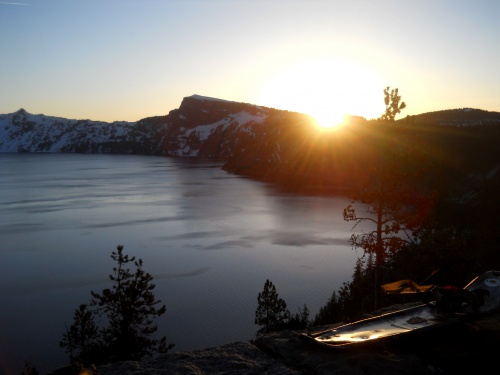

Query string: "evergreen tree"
[60, 245, 173, 365]
[313, 290, 341, 326]
[343, 87, 433, 310]
[60, 304, 100, 363]
[255, 279, 289, 336]
[288, 304, 311, 330]
[379, 86, 406, 121]
[90, 245, 172, 361]
[298, 303, 310, 326]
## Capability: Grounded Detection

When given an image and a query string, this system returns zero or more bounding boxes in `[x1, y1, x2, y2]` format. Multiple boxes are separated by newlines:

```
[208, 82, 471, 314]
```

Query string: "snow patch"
[189, 111, 266, 141]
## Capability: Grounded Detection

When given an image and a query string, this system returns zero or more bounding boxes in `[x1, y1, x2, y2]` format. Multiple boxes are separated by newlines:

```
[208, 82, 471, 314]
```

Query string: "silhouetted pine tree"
[60, 245, 173, 366]
[255, 279, 289, 336]
[60, 304, 100, 363]
[288, 303, 310, 330]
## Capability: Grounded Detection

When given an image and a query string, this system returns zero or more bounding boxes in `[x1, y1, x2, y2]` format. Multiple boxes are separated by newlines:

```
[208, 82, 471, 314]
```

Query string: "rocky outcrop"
[48, 308, 500, 375]
[94, 341, 299, 375]
[253, 311, 500, 374]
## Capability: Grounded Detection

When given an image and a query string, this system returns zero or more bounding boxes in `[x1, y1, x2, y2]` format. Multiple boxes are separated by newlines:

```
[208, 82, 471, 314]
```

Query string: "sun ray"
[257, 57, 384, 129]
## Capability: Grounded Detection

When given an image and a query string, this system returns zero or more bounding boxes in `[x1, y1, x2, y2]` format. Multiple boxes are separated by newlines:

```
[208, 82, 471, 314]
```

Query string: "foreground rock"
[49, 308, 500, 375]
[254, 308, 500, 374]
[95, 341, 298, 375]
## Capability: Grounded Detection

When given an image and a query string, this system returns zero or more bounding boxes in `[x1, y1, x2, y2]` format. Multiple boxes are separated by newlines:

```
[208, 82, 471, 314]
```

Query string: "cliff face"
[148, 95, 280, 160]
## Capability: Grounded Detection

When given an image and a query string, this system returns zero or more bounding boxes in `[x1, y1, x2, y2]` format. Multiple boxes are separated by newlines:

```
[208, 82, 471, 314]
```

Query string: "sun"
[256, 58, 384, 129]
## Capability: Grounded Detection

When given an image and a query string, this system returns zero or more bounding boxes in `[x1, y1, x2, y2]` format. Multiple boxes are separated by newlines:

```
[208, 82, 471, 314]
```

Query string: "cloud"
[0, 2, 29, 5]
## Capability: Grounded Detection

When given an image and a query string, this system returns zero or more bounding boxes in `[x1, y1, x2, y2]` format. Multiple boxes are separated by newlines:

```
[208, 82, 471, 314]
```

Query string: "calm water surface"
[0, 154, 364, 374]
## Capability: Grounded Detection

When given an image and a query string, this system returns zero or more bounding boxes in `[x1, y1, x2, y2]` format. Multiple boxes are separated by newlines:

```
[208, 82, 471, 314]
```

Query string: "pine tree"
[90, 245, 172, 361]
[288, 303, 311, 330]
[60, 245, 173, 365]
[343, 87, 432, 309]
[379, 86, 406, 121]
[59, 304, 100, 363]
[314, 291, 336, 325]
[255, 279, 289, 336]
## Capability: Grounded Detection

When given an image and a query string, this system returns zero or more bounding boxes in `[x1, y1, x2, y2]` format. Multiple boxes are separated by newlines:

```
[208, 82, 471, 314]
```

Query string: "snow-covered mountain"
[0, 95, 289, 157]
[0, 108, 138, 153]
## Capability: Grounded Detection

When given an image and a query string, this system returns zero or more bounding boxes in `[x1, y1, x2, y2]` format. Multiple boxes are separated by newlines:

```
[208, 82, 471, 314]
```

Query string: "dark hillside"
[404, 108, 500, 126]
[224, 117, 500, 198]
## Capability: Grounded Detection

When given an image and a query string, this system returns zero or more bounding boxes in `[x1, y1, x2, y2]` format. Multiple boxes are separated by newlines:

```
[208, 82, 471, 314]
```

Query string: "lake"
[0, 153, 365, 374]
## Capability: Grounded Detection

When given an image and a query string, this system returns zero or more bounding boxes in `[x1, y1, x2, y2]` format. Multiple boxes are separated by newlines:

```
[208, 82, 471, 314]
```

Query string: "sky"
[1, 0, 500, 126]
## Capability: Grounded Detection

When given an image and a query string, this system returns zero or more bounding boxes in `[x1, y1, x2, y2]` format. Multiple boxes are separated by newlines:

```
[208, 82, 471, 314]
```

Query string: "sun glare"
[257, 58, 384, 129]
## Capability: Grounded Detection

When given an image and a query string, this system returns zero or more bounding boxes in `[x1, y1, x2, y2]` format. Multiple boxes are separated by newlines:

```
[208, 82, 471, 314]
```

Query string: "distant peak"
[16, 108, 28, 114]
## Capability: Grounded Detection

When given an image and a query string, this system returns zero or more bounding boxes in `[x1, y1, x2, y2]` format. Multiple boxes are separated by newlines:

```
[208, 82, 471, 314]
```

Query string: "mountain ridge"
[2, 95, 499, 194]
[401, 107, 500, 126]
[6, 102, 500, 127]
[0, 94, 312, 159]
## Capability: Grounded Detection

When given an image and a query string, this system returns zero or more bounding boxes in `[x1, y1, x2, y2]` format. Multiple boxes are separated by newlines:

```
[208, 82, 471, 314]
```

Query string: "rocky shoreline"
[48, 305, 500, 375]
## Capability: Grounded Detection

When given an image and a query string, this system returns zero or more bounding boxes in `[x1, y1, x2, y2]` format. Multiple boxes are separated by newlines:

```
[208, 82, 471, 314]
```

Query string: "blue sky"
[1, 0, 499, 124]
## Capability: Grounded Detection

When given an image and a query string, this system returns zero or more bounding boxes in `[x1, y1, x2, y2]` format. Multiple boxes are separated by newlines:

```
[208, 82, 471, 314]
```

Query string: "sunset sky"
[1, 0, 499, 126]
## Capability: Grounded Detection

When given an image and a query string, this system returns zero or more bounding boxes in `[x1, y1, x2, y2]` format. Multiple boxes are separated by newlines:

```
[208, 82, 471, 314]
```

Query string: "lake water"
[0, 153, 364, 374]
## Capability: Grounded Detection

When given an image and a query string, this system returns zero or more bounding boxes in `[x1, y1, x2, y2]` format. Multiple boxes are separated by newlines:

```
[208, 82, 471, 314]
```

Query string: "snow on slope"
[173, 110, 267, 157]
[189, 111, 266, 141]
[0, 96, 270, 157]
[0, 109, 137, 153]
